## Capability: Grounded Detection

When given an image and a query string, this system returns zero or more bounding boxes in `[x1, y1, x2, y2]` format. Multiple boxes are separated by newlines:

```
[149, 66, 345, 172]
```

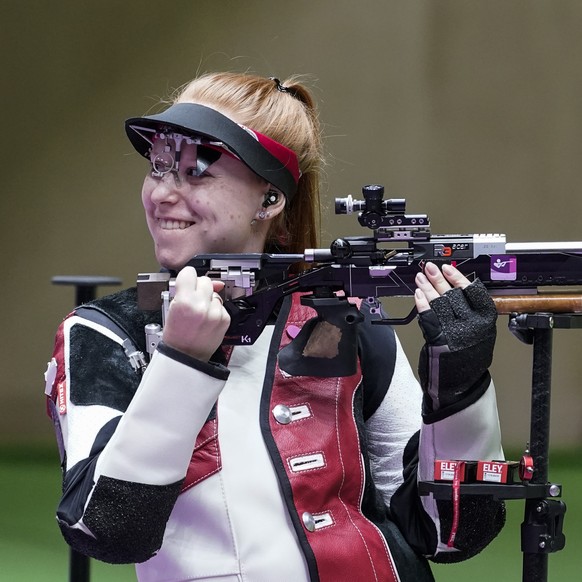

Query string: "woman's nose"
[149, 171, 183, 204]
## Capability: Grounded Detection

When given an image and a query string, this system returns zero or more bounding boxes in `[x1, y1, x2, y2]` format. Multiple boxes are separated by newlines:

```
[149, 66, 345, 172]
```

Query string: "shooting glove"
[417, 279, 497, 419]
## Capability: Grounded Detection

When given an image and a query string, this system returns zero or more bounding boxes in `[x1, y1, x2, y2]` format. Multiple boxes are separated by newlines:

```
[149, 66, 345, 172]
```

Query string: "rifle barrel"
[506, 242, 582, 253]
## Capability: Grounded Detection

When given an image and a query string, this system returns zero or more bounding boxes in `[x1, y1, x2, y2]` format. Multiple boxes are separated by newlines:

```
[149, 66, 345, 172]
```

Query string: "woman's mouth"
[157, 218, 195, 230]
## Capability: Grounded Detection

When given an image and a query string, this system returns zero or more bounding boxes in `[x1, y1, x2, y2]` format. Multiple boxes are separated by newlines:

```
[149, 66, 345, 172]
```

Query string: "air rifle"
[137, 184, 582, 347]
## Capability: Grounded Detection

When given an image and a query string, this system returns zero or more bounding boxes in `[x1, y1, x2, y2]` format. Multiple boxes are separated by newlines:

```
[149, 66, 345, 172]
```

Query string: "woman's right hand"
[162, 266, 231, 362]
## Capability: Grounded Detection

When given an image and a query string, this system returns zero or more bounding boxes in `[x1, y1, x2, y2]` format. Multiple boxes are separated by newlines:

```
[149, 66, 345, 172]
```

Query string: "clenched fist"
[162, 267, 231, 362]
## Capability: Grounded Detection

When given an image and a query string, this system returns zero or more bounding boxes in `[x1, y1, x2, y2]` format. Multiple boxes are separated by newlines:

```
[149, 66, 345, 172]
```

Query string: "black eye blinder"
[194, 145, 222, 176]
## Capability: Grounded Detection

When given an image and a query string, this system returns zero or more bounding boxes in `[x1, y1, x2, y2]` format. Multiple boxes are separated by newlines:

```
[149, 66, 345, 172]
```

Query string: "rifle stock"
[491, 293, 582, 315]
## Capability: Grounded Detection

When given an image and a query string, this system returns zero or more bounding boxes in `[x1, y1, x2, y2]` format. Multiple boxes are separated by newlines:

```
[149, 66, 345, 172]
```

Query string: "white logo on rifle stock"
[493, 258, 510, 269]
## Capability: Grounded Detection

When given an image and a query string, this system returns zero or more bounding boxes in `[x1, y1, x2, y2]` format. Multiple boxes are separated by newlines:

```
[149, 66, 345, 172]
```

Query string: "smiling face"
[142, 135, 271, 270]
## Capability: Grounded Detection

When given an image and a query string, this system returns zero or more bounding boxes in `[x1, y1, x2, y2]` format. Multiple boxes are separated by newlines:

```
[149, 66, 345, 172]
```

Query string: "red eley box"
[476, 460, 519, 484]
[434, 460, 476, 482]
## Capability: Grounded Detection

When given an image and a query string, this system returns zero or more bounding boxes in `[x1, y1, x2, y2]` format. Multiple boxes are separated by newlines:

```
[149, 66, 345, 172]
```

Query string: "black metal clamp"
[521, 498, 566, 555]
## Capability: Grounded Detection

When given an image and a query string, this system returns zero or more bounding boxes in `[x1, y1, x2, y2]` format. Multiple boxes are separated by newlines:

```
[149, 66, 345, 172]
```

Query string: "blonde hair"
[174, 72, 322, 259]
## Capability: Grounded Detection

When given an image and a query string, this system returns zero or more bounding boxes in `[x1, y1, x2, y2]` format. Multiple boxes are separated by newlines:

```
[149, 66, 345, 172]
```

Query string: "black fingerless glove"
[417, 280, 497, 421]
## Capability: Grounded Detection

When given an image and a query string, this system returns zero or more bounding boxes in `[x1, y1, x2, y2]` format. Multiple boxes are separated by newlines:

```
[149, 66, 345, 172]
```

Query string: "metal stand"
[52, 275, 122, 307]
[511, 313, 571, 581]
[51, 275, 122, 582]
[419, 311, 575, 582]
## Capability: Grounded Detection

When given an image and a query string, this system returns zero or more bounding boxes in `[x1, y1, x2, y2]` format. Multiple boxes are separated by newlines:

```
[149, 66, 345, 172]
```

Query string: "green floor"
[1, 446, 580, 581]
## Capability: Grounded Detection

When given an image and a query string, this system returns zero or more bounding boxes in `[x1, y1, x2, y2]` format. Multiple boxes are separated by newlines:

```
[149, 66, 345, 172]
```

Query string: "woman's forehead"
[152, 131, 219, 149]
[152, 133, 196, 153]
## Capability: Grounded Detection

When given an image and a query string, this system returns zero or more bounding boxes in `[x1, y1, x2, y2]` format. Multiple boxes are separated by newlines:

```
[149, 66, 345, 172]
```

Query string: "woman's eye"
[149, 164, 164, 178]
[150, 152, 174, 176]
[186, 167, 211, 178]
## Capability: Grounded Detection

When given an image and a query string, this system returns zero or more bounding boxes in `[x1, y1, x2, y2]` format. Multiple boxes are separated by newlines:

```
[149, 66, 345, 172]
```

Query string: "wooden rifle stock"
[492, 292, 582, 314]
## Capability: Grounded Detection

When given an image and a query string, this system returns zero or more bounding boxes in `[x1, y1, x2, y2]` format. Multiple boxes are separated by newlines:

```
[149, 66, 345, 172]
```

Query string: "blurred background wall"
[2, 0, 581, 450]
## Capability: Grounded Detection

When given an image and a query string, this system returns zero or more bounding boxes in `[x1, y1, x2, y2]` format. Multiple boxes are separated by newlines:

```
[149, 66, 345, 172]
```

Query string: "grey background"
[3, 0, 581, 448]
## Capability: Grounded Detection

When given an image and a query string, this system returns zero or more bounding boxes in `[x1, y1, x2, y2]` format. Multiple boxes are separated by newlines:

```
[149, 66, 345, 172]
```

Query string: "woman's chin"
[155, 250, 190, 272]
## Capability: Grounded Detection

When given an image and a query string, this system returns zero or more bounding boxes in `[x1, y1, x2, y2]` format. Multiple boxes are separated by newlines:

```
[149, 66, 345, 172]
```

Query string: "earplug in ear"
[263, 190, 279, 207]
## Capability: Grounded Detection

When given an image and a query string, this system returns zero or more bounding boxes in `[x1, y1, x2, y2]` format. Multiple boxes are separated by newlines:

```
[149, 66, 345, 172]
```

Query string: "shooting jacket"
[45, 288, 505, 582]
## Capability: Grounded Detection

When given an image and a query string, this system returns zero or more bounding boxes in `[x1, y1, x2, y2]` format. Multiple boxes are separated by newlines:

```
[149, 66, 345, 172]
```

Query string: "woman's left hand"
[413, 262, 498, 415]
[414, 262, 471, 313]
